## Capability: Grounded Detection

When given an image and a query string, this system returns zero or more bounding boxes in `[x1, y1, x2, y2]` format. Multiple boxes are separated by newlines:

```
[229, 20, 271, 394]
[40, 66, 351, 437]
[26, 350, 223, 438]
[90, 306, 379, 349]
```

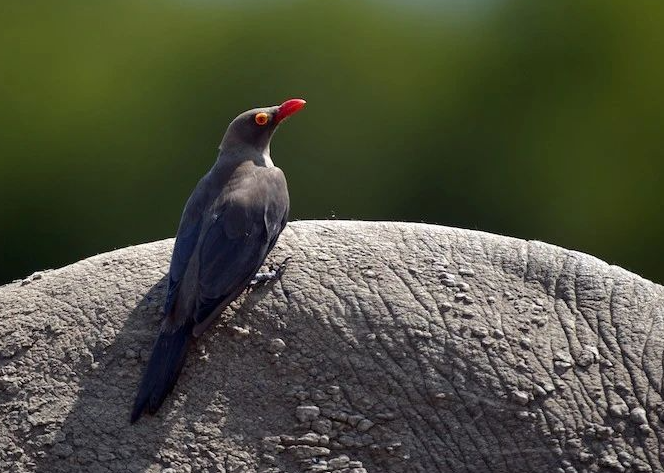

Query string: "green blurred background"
[1, 0, 663, 284]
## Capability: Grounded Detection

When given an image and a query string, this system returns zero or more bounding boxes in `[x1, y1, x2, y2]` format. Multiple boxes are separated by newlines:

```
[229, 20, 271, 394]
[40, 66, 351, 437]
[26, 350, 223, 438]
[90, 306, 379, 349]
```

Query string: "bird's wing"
[163, 177, 207, 316]
[193, 167, 289, 333]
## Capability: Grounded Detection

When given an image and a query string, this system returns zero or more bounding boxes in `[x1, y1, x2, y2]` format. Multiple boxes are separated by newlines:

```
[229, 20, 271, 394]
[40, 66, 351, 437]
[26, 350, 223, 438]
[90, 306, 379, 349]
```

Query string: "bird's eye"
[254, 112, 269, 126]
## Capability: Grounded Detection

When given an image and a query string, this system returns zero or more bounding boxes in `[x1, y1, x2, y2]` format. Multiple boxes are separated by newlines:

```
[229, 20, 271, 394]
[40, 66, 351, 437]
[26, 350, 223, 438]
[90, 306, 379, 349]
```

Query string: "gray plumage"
[131, 99, 305, 422]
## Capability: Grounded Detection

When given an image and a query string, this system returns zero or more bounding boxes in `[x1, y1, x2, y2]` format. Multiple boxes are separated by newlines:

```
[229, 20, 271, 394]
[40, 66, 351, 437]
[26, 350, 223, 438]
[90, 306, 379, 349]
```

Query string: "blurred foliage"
[1, 0, 663, 283]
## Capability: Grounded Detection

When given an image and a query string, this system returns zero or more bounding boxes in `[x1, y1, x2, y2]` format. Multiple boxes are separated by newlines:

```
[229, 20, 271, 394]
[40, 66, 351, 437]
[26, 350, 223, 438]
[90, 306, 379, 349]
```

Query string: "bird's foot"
[251, 270, 278, 285]
[251, 257, 292, 286]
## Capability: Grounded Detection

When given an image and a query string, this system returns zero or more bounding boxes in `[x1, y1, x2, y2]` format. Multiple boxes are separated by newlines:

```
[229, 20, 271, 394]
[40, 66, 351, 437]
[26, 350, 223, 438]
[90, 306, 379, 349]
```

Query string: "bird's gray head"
[219, 99, 306, 158]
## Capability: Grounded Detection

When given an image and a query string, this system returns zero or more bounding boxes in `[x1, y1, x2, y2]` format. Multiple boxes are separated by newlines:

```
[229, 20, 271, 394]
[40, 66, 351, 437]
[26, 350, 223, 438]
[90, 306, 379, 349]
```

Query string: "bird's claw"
[273, 256, 292, 277]
[250, 257, 292, 286]
[251, 270, 277, 285]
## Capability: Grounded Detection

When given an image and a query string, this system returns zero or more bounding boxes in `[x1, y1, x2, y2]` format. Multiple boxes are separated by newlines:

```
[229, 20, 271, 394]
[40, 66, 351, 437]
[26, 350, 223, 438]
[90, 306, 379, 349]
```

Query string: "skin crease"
[3, 221, 664, 473]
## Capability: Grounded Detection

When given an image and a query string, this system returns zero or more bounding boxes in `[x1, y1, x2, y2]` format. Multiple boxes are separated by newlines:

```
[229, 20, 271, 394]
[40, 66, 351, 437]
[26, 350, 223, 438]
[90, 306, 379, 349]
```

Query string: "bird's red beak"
[275, 98, 306, 123]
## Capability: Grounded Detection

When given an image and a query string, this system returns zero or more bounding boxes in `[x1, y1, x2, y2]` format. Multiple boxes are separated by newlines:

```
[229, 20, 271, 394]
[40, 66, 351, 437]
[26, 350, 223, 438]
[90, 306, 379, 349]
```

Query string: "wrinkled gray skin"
[2, 221, 664, 473]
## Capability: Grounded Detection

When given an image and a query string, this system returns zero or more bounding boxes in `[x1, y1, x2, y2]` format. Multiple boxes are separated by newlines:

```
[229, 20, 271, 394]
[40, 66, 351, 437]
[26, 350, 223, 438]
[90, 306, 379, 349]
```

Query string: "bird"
[130, 99, 306, 423]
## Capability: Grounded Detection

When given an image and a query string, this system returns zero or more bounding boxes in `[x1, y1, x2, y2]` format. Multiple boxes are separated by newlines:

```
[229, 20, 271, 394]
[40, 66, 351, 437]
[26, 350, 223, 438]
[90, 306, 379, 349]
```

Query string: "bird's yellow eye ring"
[255, 112, 269, 126]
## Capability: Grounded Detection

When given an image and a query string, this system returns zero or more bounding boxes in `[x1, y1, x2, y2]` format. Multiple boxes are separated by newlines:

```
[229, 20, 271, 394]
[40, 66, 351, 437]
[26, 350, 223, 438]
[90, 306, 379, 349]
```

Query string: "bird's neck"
[215, 144, 274, 169]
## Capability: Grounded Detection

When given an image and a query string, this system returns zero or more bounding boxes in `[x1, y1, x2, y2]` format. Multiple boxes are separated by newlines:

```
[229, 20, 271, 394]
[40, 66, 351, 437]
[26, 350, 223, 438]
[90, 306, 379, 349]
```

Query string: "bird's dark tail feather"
[130, 322, 193, 423]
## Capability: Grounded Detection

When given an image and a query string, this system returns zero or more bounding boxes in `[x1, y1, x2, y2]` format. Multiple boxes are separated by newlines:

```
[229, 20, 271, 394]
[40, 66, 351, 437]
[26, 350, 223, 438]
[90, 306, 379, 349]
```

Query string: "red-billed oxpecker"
[131, 99, 306, 422]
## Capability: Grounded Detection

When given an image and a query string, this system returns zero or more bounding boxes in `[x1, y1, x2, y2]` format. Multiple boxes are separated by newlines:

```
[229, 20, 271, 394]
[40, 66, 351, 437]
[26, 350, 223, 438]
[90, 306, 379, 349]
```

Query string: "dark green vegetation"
[1, 0, 663, 284]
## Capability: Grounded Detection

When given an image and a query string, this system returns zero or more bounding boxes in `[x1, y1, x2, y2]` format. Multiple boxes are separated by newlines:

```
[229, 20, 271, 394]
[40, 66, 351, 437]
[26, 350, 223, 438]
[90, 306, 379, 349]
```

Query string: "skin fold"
[1, 221, 663, 473]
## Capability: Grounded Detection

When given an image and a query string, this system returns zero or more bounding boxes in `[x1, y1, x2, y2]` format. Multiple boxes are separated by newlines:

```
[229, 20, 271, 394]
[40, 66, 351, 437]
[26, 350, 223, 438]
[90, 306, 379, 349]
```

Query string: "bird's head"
[220, 99, 306, 157]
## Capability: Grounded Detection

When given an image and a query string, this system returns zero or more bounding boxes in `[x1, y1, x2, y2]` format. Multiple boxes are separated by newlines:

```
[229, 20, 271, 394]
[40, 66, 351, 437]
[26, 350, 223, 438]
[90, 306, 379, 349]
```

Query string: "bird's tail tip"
[130, 322, 192, 423]
[129, 405, 143, 424]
